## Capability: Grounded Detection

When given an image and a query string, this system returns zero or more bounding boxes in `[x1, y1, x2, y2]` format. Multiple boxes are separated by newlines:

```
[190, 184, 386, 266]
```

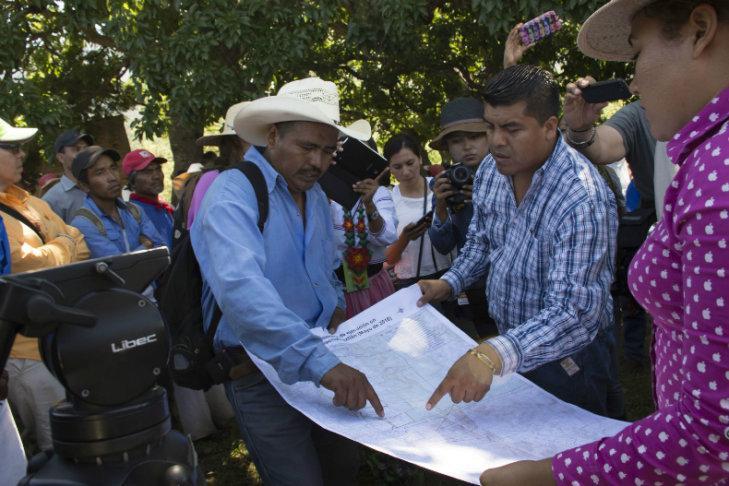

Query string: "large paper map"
[249, 286, 628, 484]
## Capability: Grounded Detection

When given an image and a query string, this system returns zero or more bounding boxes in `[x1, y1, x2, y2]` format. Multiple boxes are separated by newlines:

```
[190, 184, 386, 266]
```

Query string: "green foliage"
[1, 0, 135, 181]
[2, 0, 636, 173]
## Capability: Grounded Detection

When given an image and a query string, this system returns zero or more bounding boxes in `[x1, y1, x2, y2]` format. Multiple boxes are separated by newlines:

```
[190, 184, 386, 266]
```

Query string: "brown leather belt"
[223, 347, 260, 381]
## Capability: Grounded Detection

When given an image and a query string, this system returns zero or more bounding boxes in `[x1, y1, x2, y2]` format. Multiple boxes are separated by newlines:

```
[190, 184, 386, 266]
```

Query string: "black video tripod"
[0, 248, 202, 485]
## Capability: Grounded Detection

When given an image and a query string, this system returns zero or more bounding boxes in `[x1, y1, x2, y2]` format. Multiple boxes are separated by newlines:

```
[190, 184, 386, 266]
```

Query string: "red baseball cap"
[37, 172, 60, 190]
[122, 149, 167, 176]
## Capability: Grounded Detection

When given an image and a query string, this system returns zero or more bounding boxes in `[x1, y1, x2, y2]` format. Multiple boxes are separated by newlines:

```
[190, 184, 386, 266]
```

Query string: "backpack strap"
[229, 161, 269, 232]
[74, 207, 107, 237]
[125, 201, 142, 225]
[206, 161, 269, 354]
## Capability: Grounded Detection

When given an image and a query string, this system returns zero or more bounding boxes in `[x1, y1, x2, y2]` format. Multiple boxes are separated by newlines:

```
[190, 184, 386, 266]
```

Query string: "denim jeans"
[521, 330, 622, 418]
[224, 372, 360, 485]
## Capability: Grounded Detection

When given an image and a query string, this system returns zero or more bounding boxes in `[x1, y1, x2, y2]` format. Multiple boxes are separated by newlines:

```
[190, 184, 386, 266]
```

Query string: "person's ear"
[688, 4, 719, 58]
[543, 115, 560, 141]
[266, 125, 279, 150]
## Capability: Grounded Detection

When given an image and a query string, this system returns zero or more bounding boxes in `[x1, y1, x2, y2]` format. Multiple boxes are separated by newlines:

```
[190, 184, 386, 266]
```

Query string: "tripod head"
[0, 248, 170, 407]
[0, 249, 202, 485]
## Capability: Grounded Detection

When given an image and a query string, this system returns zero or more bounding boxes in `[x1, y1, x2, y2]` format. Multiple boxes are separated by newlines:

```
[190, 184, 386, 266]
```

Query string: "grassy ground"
[195, 321, 655, 485]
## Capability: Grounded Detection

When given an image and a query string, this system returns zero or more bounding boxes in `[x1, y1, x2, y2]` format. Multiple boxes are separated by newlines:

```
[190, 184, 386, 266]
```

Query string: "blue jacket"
[130, 196, 174, 249]
[70, 196, 166, 258]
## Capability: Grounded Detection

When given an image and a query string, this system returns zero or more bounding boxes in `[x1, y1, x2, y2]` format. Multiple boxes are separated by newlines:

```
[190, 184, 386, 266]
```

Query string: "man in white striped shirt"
[419, 65, 620, 417]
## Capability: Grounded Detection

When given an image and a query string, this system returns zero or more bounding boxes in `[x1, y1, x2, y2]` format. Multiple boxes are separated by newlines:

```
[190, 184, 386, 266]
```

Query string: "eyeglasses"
[0, 143, 23, 154]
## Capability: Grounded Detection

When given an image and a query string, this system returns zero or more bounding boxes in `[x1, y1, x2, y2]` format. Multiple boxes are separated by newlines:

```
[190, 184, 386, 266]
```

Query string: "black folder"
[319, 138, 388, 210]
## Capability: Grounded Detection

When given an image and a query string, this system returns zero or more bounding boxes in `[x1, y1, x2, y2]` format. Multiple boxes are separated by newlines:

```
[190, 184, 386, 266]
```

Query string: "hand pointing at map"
[425, 343, 503, 410]
[320, 363, 385, 417]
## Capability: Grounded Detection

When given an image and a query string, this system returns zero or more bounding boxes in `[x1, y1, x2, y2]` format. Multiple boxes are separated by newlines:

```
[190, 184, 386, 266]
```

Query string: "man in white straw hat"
[191, 77, 377, 484]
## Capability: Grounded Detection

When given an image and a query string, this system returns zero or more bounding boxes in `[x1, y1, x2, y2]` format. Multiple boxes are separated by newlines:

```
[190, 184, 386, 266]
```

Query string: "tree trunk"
[168, 111, 204, 178]
[86, 115, 131, 155]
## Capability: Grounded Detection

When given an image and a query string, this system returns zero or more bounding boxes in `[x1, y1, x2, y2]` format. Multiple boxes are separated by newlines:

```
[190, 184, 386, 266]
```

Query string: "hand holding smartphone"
[518, 11, 562, 47]
[414, 210, 434, 228]
[580, 79, 632, 104]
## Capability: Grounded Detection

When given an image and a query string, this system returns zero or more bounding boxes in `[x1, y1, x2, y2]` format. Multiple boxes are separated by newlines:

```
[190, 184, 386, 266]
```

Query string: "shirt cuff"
[302, 346, 341, 386]
[441, 270, 463, 297]
[432, 211, 451, 228]
[486, 335, 521, 376]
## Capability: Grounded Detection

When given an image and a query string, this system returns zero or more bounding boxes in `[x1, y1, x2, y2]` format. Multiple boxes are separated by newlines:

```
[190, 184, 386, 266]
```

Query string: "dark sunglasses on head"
[0, 142, 23, 154]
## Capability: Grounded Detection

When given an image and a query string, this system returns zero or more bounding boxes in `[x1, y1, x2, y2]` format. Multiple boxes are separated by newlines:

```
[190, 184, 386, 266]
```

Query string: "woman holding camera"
[385, 133, 453, 289]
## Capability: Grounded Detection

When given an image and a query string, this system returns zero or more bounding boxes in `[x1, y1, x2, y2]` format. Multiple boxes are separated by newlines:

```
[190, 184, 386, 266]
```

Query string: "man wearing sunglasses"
[0, 117, 89, 453]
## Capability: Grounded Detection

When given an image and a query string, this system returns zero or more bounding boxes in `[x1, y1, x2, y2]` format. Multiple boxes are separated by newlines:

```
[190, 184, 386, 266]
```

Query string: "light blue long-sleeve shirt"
[190, 147, 343, 386]
[70, 196, 166, 258]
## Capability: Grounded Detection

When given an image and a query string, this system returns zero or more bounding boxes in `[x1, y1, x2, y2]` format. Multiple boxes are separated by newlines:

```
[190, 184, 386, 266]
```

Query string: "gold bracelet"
[468, 347, 498, 375]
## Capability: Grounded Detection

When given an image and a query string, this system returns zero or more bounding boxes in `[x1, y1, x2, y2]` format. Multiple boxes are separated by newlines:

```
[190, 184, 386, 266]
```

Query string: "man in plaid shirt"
[419, 65, 621, 417]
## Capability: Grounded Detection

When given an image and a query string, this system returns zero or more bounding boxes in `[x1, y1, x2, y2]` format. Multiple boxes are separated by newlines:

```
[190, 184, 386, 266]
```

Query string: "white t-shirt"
[391, 179, 452, 279]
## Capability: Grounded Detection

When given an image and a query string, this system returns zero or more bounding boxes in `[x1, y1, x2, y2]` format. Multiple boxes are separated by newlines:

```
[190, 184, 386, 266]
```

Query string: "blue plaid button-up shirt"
[442, 135, 617, 376]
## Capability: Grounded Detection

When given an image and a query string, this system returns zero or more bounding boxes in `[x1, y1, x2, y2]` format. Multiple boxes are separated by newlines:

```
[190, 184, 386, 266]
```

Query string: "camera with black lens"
[443, 163, 475, 210]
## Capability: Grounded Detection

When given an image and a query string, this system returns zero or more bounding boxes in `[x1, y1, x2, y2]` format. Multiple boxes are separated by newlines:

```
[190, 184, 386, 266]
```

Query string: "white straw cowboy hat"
[234, 77, 371, 147]
[196, 101, 250, 147]
[578, 0, 655, 61]
[0, 117, 38, 143]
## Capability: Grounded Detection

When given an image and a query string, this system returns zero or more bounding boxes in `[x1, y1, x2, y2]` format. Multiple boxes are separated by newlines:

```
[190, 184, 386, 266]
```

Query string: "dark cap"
[429, 97, 488, 150]
[72, 145, 121, 180]
[54, 130, 95, 154]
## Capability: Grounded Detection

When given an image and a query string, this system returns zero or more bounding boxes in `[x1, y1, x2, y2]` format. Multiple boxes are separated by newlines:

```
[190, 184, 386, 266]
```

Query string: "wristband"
[566, 126, 597, 149]
[569, 125, 593, 133]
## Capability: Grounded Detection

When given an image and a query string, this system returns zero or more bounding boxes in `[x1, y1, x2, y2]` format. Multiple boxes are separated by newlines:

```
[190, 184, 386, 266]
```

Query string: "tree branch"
[80, 26, 116, 49]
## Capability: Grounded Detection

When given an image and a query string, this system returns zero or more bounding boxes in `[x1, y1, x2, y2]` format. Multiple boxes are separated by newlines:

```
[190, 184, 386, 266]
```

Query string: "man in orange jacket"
[0, 117, 89, 451]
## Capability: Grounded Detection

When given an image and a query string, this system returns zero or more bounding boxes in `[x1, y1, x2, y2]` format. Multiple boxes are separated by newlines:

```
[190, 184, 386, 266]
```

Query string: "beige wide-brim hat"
[234, 77, 371, 147]
[578, 0, 654, 61]
[0, 117, 38, 143]
[430, 122, 489, 151]
[196, 101, 250, 147]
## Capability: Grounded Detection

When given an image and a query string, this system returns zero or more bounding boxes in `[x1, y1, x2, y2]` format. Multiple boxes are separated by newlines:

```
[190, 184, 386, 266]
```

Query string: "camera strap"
[414, 177, 440, 278]
[0, 202, 46, 243]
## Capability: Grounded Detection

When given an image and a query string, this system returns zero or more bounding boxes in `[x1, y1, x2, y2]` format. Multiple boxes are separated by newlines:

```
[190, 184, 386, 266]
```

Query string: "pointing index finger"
[426, 378, 450, 411]
[366, 382, 385, 417]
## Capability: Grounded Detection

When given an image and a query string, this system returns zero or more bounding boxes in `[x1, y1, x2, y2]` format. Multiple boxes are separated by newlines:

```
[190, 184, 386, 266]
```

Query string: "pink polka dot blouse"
[552, 87, 729, 484]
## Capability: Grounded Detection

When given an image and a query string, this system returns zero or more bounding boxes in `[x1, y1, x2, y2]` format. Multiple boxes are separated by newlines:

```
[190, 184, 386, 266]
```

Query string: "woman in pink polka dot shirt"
[480, 1, 729, 484]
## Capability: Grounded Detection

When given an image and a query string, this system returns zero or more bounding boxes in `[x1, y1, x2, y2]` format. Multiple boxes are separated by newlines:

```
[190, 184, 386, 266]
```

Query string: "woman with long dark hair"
[384, 133, 453, 288]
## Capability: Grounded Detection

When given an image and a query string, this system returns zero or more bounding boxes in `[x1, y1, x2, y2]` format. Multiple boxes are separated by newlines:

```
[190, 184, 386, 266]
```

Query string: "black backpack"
[156, 161, 268, 390]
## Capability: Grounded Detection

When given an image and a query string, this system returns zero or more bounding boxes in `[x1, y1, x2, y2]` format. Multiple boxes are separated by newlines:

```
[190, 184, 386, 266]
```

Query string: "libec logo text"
[111, 334, 158, 354]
